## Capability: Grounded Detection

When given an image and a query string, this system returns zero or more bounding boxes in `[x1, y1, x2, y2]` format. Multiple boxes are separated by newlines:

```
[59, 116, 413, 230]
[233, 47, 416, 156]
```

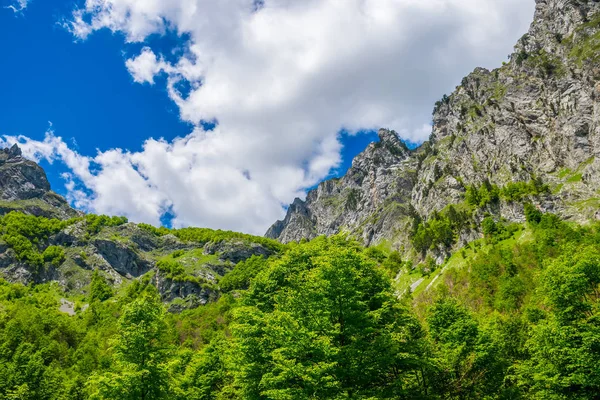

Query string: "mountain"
[267, 0, 600, 257]
[3, 2, 600, 398]
[0, 147, 282, 311]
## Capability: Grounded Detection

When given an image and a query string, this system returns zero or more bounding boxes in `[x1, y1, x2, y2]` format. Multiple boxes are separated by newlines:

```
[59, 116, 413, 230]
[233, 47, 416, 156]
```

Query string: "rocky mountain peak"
[2, 143, 23, 160]
[377, 128, 401, 146]
[0, 144, 79, 219]
[267, 128, 416, 244]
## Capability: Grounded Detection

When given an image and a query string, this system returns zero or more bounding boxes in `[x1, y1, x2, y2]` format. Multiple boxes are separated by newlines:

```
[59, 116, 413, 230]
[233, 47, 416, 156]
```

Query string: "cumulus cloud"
[16, 0, 535, 234]
[0, 129, 288, 234]
[125, 48, 172, 84]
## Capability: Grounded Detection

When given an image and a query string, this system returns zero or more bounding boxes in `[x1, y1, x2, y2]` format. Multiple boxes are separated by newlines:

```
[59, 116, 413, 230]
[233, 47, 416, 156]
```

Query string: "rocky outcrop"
[153, 270, 217, 312]
[0, 213, 280, 309]
[268, 129, 416, 245]
[0, 144, 79, 219]
[92, 239, 153, 278]
[204, 239, 274, 264]
[267, 0, 600, 250]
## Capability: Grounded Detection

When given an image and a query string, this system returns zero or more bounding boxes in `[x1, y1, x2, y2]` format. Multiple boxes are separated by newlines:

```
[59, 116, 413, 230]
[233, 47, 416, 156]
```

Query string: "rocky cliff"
[267, 0, 600, 255]
[0, 144, 80, 219]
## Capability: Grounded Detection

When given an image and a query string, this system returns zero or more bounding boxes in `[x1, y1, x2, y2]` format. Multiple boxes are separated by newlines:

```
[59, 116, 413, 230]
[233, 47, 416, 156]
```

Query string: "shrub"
[465, 182, 500, 208]
[90, 270, 113, 302]
[524, 203, 542, 225]
[85, 214, 128, 235]
[482, 217, 497, 236]
[156, 259, 186, 280]
[42, 246, 65, 267]
[501, 179, 549, 202]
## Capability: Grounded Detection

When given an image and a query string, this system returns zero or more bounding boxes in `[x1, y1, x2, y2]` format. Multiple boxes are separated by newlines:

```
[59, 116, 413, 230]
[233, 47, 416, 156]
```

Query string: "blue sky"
[0, 1, 189, 188]
[0, 0, 534, 234]
[0, 0, 377, 198]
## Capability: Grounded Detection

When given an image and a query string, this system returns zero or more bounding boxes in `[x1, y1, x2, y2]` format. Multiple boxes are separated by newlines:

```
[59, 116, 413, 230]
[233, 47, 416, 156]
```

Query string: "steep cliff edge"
[267, 0, 600, 255]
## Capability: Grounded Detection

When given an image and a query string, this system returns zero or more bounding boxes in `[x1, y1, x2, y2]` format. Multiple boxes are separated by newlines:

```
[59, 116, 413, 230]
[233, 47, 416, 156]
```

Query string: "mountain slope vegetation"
[1, 212, 599, 399]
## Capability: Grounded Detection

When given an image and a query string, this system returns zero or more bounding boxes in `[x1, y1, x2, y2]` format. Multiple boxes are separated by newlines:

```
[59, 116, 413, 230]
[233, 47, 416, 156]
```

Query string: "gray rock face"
[0, 144, 49, 200]
[0, 144, 79, 219]
[153, 271, 217, 312]
[268, 128, 416, 246]
[92, 239, 153, 278]
[267, 0, 600, 250]
[204, 239, 274, 263]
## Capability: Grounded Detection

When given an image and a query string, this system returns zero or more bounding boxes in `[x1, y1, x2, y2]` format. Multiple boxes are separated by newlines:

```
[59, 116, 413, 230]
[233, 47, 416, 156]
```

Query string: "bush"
[412, 205, 472, 254]
[501, 179, 549, 202]
[42, 246, 65, 267]
[90, 270, 113, 302]
[382, 251, 405, 278]
[85, 214, 128, 235]
[524, 203, 542, 225]
[465, 182, 500, 208]
[482, 217, 497, 236]
[156, 259, 186, 280]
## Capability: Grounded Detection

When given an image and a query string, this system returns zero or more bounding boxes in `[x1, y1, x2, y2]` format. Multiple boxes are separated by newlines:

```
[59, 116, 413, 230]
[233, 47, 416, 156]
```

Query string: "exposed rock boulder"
[153, 270, 217, 312]
[204, 239, 274, 263]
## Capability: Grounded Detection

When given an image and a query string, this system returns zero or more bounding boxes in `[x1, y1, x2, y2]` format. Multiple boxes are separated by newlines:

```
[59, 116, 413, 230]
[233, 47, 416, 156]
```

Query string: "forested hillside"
[1, 209, 599, 399]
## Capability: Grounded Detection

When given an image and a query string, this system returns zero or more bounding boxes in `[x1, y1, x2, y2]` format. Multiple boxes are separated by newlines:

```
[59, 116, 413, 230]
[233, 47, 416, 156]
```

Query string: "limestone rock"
[92, 239, 153, 278]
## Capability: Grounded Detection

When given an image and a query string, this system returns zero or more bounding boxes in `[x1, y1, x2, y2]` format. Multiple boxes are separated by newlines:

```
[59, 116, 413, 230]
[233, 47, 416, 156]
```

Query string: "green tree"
[524, 203, 542, 225]
[231, 237, 427, 399]
[515, 249, 600, 398]
[89, 270, 113, 302]
[426, 298, 508, 398]
[87, 293, 172, 399]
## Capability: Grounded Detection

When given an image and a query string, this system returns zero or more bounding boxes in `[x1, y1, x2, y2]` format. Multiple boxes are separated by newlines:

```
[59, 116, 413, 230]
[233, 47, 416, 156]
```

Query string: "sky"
[0, 0, 535, 234]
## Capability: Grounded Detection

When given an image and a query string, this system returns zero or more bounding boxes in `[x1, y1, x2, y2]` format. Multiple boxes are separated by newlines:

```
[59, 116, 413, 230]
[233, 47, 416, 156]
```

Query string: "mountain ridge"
[266, 0, 600, 259]
[0, 150, 283, 311]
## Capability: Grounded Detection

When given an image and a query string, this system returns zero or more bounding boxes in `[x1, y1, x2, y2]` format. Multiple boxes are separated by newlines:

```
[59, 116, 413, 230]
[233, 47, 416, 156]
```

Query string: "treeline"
[0, 210, 599, 399]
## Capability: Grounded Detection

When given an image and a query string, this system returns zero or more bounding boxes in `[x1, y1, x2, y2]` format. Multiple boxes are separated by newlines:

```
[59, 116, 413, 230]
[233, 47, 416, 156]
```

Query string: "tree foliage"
[0, 214, 598, 399]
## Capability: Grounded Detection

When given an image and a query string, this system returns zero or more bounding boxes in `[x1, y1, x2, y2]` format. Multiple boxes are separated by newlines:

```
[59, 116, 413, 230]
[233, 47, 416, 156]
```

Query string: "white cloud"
[125, 47, 171, 84]
[17, 0, 535, 234]
[0, 129, 287, 233]
[6, 0, 28, 13]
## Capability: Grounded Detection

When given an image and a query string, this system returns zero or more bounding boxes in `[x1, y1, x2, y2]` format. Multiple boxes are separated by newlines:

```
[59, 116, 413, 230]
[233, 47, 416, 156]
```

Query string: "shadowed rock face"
[92, 239, 154, 278]
[267, 0, 600, 249]
[0, 144, 80, 219]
